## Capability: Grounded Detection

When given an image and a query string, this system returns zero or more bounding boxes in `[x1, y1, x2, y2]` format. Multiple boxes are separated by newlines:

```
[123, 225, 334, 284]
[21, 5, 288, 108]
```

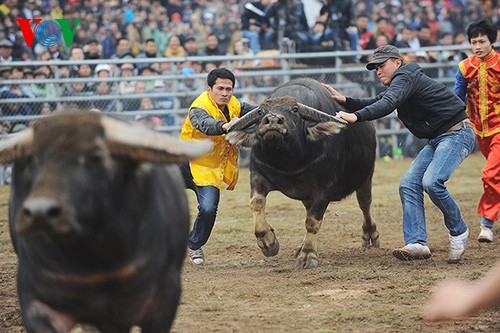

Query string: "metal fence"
[0, 44, 478, 159]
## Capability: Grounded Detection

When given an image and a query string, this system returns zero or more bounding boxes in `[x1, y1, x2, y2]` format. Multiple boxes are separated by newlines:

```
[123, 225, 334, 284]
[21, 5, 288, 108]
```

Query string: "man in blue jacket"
[324, 45, 476, 264]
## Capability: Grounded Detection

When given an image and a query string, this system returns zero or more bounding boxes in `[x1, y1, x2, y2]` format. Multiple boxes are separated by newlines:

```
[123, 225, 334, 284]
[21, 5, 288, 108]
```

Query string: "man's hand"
[336, 111, 357, 123]
[322, 84, 347, 104]
[222, 117, 240, 132]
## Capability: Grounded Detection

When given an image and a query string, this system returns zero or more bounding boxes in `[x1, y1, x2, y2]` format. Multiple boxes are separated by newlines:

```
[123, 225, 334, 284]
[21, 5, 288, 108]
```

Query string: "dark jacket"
[319, 0, 356, 30]
[345, 63, 467, 139]
[241, 1, 270, 31]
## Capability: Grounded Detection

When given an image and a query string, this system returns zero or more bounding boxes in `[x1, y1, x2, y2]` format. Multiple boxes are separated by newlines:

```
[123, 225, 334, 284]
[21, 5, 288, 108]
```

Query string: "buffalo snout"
[19, 197, 72, 236]
[263, 113, 284, 126]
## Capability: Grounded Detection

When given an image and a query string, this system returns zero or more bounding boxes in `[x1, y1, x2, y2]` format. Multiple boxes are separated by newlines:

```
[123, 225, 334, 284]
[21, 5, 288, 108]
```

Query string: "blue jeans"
[242, 30, 274, 54]
[399, 127, 476, 245]
[189, 185, 220, 250]
[180, 164, 220, 250]
[241, 30, 261, 54]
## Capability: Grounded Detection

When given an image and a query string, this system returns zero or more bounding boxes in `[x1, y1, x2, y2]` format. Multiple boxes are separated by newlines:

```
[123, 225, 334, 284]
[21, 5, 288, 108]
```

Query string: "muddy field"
[0, 153, 498, 333]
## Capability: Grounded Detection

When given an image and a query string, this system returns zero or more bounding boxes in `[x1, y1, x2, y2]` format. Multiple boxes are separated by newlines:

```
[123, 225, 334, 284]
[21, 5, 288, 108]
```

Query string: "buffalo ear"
[306, 121, 345, 142]
[225, 130, 258, 147]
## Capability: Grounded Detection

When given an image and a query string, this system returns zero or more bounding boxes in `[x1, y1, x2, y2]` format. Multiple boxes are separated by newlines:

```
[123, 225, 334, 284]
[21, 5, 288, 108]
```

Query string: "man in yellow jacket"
[180, 68, 256, 265]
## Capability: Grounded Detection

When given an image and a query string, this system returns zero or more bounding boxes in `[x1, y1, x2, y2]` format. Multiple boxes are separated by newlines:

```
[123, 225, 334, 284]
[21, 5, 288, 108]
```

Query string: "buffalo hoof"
[259, 237, 280, 257]
[295, 256, 319, 270]
[362, 231, 380, 249]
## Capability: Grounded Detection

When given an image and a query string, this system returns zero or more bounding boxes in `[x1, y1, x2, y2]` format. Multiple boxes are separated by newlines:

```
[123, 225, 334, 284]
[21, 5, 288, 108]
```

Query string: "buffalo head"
[226, 96, 347, 147]
[0, 111, 211, 237]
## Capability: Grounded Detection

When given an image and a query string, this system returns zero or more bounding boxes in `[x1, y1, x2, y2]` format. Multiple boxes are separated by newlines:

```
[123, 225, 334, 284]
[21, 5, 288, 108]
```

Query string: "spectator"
[123, 80, 146, 112]
[144, 20, 169, 55]
[365, 17, 393, 50]
[241, 0, 273, 54]
[30, 69, 57, 112]
[95, 64, 113, 78]
[125, 21, 144, 56]
[177, 67, 205, 108]
[47, 44, 64, 60]
[228, 39, 255, 68]
[111, 37, 133, 59]
[139, 97, 155, 111]
[118, 63, 136, 96]
[93, 81, 118, 112]
[318, 0, 358, 51]
[164, 34, 186, 58]
[0, 39, 14, 62]
[417, 24, 434, 47]
[204, 34, 225, 66]
[69, 46, 85, 77]
[309, 21, 332, 48]
[151, 79, 178, 125]
[84, 39, 102, 64]
[393, 26, 418, 50]
[100, 25, 116, 59]
[0, 89, 30, 117]
[356, 14, 373, 51]
[62, 74, 93, 110]
[266, 0, 311, 52]
[211, 14, 233, 54]
[138, 66, 157, 92]
[136, 38, 159, 70]
[183, 35, 205, 57]
[0, 66, 12, 79]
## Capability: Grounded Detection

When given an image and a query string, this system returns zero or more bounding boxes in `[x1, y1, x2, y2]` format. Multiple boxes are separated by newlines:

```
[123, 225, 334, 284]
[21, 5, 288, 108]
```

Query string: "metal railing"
[0, 44, 482, 158]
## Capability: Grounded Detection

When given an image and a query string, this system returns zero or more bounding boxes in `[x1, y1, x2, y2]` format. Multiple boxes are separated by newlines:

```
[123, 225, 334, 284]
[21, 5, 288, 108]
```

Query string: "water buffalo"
[226, 77, 378, 269]
[0, 111, 211, 332]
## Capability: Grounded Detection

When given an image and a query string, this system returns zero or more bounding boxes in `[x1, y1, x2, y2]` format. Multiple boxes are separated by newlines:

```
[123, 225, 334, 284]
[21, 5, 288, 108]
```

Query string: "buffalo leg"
[356, 174, 379, 248]
[251, 193, 279, 257]
[293, 200, 328, 269]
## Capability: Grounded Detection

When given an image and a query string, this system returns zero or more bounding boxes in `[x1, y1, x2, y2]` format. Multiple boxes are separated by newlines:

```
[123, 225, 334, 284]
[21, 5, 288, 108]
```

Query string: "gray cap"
[366, 45, 403, 70]
[0, 39, 13, 48]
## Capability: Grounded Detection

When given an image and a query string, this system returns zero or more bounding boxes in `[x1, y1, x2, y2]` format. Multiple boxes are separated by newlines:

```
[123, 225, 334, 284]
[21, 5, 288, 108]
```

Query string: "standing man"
[180, 68, 255, 265]
[324, 45, 476, 263]
[454, 19, 499, 243]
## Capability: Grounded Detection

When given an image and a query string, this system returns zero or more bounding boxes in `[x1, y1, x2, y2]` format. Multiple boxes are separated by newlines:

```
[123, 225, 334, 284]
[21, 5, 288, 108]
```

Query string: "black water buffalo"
[0, 111, 211, 332]
[226, 77, 378, 269]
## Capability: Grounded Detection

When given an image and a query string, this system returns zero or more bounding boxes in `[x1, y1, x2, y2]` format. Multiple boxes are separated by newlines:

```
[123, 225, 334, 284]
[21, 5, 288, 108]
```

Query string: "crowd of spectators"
[0, 0, 498, 135]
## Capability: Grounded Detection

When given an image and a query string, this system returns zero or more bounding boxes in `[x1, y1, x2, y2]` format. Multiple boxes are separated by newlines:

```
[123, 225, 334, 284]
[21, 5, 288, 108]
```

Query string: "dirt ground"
[0, 153, 498, 333]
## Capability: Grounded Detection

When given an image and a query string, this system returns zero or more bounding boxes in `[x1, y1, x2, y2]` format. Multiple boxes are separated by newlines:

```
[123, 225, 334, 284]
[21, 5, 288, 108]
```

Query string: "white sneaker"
[448, 229, 469, 264]
[189, 247, 205, 265]
[478, 226, 493, 243]
[392, 243, 431, 261]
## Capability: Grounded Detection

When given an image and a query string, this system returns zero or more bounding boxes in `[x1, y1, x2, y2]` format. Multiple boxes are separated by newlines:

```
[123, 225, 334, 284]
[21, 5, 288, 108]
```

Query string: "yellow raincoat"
[180, 91, 241, 190]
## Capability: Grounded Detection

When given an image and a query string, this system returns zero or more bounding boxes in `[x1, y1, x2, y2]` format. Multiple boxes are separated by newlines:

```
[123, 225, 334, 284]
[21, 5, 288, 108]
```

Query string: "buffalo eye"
[257, 109, 264, 116]
[292, 106, 298, 113]
[80, 152, 104, 166]
[89, 152, 104, 165]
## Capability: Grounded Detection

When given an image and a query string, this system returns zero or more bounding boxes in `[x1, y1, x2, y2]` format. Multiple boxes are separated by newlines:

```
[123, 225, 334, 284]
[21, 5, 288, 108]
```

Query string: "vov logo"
[16, 18, 81, 48]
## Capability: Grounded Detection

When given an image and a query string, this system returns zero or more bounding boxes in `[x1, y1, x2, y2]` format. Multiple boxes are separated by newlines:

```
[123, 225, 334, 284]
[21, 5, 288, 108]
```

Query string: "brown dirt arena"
[0, 152, 498, 333]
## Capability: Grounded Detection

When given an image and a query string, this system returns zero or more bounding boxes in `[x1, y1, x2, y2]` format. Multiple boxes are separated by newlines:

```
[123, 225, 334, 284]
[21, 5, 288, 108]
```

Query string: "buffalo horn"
[227, 107, 261, 132]
[101, 117, 212, 164]
[296, 103, 348, 125]
[0, 128, 34, 164]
